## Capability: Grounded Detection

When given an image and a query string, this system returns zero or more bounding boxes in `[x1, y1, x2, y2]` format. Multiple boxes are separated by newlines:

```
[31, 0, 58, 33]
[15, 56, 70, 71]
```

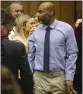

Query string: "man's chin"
[42, 21, 49, 25]
[38, 18, 49, 25]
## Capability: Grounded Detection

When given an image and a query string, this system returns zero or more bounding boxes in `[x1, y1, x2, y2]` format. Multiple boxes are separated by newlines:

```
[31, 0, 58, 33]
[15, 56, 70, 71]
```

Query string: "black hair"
[1, 9, 15, 25]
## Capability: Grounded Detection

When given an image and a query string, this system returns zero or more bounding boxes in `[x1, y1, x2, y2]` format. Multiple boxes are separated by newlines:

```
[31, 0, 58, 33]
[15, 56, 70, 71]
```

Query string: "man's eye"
[15, 10, 24, 13]
[21, 10, 24, 13]
[16, 10, 19, 12]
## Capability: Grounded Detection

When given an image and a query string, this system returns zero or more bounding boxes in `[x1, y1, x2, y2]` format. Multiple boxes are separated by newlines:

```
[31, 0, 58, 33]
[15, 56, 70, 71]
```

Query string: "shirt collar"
[38, 19, 58, 30]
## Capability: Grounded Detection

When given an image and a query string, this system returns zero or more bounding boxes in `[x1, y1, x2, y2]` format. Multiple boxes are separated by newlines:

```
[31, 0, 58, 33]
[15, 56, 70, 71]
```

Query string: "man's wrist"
[65, 73, 74, 81]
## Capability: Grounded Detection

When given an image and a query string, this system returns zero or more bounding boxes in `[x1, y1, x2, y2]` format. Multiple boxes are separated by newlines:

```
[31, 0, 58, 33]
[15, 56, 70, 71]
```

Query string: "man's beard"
[38, 18, 50, 25]
[42, 20, 50, 25]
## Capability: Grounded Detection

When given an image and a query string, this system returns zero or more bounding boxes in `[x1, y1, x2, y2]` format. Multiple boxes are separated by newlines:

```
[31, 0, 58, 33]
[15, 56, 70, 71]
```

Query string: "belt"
[34, 70, 65, 76]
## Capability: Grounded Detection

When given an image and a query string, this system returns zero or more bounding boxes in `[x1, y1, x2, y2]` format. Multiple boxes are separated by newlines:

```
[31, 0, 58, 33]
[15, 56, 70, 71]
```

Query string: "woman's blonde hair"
[15, 14, 30, 41]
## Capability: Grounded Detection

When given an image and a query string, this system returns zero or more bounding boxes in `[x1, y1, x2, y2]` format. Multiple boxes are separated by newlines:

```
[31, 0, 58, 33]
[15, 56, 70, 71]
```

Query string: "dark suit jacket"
[1, 38, 33, 94]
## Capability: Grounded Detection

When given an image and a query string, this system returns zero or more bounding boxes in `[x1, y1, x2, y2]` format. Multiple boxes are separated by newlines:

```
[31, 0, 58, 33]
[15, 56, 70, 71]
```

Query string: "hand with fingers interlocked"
[65, 80, 77, 94]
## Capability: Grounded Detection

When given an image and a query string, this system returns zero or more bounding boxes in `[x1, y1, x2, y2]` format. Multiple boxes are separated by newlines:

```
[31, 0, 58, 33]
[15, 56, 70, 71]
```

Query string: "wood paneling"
[76, 1, 82, 19]
[60, 1, 75, 26]
[53, 1, 61, 20]
[1, 1, 82, 27]
[23, 2, 40, 17]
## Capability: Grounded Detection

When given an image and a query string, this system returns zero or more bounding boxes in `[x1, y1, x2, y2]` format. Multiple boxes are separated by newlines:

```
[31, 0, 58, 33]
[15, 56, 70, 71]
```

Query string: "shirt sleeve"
[27, 33, 36, 72]
[65, 26, 78, 81]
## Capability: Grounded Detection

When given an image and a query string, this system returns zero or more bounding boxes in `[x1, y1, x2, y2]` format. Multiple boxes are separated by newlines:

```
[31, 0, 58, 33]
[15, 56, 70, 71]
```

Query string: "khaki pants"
[33, 71, 67, 94]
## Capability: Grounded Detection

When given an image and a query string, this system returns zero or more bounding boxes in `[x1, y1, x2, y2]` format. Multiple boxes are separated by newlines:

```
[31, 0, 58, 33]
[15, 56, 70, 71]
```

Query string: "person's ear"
[50, 12, 53, 16]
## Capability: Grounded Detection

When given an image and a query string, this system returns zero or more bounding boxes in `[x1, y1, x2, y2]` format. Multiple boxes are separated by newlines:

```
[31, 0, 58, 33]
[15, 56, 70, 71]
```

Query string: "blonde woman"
[13, 14, 36, 52]
[25, 17, 36, 35]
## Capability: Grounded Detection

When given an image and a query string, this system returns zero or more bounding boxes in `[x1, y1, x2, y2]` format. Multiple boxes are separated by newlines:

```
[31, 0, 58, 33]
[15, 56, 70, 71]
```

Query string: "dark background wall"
[1, 1, 82, 28]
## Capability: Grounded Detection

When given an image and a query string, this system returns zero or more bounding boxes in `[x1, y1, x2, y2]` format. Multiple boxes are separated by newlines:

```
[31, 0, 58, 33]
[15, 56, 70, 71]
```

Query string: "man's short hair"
[6, 1, 23, 12]
[1, 9, 15, 25]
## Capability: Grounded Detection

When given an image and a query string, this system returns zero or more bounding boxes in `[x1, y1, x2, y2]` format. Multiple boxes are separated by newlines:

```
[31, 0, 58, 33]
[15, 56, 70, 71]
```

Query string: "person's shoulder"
[34, 24, 43, 31]
[58, 20, 72, 29]
[3, 38, 25, 49]
[11, 40, 25, 49]
[9, 39, 25, 54]
[55, 20, 74, 36]
[2, 38, 25, 56]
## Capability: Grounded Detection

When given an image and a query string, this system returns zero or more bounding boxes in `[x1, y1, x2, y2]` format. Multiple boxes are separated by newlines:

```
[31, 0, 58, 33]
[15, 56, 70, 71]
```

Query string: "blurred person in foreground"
[1, 9, 33, 94]
[28, 2, 78, 94]
[1, 65, 22, 94]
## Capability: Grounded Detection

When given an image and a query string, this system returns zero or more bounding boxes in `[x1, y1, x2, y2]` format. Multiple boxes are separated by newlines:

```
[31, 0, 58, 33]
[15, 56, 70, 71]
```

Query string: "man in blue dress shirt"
[28, 2, 78, 94]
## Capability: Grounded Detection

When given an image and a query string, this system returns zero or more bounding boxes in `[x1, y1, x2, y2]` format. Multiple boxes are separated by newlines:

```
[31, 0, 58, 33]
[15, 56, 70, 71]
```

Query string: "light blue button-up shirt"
[28, 19, 78, 80]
